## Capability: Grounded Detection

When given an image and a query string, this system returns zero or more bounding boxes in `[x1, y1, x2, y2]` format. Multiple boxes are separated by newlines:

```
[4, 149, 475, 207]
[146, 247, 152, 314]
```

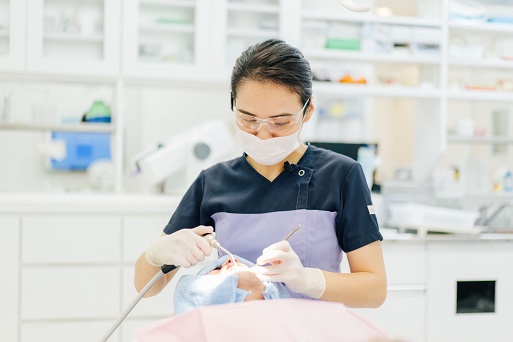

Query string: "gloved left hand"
[251, 240, 326, 299]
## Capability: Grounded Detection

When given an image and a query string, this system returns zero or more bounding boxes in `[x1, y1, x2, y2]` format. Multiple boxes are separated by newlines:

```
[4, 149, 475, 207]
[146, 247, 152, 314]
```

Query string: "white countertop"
[1, 193, 512, 241]
[0, 192, 182, 214]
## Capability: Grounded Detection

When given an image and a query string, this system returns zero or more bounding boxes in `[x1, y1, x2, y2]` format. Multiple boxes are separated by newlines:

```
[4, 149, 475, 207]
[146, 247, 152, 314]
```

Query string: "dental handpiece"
[203, 233, 238, 267]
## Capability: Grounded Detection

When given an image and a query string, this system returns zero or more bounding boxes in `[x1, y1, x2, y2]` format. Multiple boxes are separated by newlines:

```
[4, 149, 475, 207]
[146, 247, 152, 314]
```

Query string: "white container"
[387, 203, 480, 235]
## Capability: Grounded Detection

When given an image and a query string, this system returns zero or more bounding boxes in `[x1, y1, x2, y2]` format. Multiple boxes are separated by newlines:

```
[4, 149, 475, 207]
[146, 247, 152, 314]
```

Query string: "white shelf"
[43, 32, 104, 43]
[302, 12, 442, 27]
[448, 90, 513, 102]
[303, 48, 441, 65]
[0, 123, 115, 133]
[139, 0, 195, 8]
[447, 136, 513, 144]
[449, 58, 513, 70]
[227, 3, 279, 14]
[226, 28, 278, 39]
[0, 29, 8, 38]
[449, 22, 513, 34]
[313, 82, 441, 98]
[139, 23, 194, 34]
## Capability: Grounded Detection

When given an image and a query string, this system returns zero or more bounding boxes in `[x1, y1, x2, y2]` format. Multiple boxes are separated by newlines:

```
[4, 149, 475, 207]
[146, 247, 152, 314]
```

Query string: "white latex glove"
[252, 240, 326, 299]
[145, 226, 213, 268]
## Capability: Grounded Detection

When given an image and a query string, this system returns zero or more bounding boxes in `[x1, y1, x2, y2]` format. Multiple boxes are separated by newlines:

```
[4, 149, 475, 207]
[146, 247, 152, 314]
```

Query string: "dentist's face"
[234, 80, 312, 140]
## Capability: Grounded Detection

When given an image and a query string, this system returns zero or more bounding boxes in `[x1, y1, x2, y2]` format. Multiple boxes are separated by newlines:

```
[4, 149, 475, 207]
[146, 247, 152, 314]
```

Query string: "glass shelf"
[0, 123, 115, 133]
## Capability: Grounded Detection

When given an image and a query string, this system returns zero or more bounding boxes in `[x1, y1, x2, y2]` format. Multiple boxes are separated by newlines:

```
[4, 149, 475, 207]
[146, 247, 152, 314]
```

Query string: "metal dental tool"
[101, 232, 227, 342]
[283, 224, 301, 241]
[204, 233, 237, 267]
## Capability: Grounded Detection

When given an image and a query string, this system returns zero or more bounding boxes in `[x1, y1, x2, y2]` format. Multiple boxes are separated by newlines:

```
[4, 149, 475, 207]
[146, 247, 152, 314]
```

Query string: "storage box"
[50, 132, 111, 171]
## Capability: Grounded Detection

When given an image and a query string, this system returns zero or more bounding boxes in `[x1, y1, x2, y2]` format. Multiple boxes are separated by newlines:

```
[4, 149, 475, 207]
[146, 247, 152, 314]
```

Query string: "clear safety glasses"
[233, 99, 310, 133]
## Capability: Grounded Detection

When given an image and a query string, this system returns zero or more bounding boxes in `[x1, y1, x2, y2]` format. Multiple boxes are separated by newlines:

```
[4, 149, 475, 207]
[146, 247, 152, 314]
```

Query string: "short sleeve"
[336, 163, 383, 252]
[163, 171, 214, 234]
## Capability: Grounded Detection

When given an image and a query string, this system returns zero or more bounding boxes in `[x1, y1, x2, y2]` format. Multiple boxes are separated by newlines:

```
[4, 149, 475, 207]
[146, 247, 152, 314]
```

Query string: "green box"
[325, 38, 361, 51]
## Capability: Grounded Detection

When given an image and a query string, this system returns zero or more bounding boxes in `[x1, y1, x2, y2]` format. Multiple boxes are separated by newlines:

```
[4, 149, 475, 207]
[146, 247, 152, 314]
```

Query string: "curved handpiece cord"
[339, 0, 371, 12]
[204, 233, 238, 267]
[100, 264, 176, 342]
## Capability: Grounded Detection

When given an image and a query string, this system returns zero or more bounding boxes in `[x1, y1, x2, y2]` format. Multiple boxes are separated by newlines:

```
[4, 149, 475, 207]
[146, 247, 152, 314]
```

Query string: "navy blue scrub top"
[164, 144, 383, 275]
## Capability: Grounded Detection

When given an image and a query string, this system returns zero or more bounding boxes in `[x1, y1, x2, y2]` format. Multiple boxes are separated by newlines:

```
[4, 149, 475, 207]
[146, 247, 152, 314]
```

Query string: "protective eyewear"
[233, 99, 310, 133]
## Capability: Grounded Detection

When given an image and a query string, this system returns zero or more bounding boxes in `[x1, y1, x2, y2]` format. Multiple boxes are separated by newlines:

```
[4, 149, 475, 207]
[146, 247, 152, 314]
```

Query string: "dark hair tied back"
[231, 39, 312, 109]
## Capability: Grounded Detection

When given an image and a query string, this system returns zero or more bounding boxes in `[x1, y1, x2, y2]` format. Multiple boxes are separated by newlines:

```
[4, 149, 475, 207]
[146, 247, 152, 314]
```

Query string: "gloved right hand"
[145, 225, 213, 268]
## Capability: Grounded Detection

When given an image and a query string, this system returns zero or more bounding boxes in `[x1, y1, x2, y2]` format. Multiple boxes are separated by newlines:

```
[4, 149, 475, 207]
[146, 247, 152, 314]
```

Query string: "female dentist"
[134, 39, 386, 308]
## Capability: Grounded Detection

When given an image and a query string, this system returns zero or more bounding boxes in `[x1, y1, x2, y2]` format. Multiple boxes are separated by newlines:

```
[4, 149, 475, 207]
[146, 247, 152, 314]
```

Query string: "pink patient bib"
[136, 298, 391, 342]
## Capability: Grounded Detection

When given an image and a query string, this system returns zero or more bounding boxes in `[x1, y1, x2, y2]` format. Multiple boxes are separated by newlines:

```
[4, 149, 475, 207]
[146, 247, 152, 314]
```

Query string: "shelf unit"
[210, 0, 285, 76]
[122, 0, 209, 79]
[0, 0, 25, 71]
[0, 123, 115, 133]
[26, 0, 121, 76]
[1, 0, 512, 195]
[298, 0, 445, 181]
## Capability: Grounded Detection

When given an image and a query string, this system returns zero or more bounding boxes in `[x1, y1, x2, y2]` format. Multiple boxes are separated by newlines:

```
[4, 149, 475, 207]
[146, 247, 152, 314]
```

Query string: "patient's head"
[207, 257, 265, 300]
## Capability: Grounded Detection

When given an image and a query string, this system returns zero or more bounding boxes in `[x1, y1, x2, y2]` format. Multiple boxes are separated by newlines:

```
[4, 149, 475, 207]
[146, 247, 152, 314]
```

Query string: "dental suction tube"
[101, 233, 227, 341]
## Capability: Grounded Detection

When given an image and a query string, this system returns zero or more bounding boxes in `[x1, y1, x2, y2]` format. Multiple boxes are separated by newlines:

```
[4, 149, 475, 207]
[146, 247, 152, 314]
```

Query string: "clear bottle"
[504, 170, 513, 192]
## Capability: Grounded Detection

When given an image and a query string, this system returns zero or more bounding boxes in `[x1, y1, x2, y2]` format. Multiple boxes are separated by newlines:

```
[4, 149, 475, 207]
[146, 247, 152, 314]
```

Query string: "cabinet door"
[21, 322, 120, 342]
[0, 216, 20, 342]
[0, 0, 25, 71]
[356, 288, 426, 342]
[21, 266, 120, 320]
[210, 0, 287, 79]
[427, 242, 513, 342]
[22, 215, 121, 263]
[26, 0, 120, 76]
[341, 241, 427, 341]
[122, 215, 169, 263]
[123, 0, 209, 80]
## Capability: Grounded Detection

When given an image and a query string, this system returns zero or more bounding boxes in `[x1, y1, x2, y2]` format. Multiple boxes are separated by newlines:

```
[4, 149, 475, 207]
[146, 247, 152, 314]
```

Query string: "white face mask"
[235, 126, 301, 166]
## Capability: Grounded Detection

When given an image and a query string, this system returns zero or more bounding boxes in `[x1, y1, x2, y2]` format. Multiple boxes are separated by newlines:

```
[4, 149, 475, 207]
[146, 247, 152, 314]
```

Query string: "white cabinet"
[19, 215, 123, 341]
[122, 0, 210, 80]
[211, 0, 285, 76]
[427, 241, 513, 342]
[21, 216, 121, 263]
[343, 241, 427, 342]
[0, 0, 25, 71]
[26, 0, 121, 76]
[0, 216, 20, 342]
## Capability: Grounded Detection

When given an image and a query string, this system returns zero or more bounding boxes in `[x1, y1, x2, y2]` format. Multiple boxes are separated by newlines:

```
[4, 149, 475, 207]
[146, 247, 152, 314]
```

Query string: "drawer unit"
[22, 216, 121, 264]
[340, 240, 426, 285]
[357, 288, 426, 342]
[21, 322, 120, 342]
[21, 267, 120, 320]
[122, 215, 169, 263]
[0, 216, 21, 342]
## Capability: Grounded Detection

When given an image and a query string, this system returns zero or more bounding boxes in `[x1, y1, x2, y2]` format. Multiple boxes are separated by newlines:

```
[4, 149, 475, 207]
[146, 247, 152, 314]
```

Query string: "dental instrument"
[204, 233, 238, 267]
[100, 232, 231, 342]
[283, 224, 301, 241]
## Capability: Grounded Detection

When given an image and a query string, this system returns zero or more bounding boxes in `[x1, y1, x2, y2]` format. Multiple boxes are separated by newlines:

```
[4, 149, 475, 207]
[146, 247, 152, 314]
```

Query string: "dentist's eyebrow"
[237, 108, 295, 117]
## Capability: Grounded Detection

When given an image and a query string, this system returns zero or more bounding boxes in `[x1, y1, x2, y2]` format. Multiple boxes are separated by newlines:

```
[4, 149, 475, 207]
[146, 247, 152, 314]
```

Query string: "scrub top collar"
[241, 144, 314, 177]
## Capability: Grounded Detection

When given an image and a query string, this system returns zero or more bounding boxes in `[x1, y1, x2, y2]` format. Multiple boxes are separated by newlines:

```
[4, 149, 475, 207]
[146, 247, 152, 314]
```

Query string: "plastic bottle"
[504, 170, 513, 192]
[85, 100, 111, 123]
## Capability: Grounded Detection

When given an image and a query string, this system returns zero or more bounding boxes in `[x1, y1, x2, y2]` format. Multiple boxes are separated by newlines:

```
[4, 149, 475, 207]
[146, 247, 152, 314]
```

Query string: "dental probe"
[283, 224, 301, 241]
